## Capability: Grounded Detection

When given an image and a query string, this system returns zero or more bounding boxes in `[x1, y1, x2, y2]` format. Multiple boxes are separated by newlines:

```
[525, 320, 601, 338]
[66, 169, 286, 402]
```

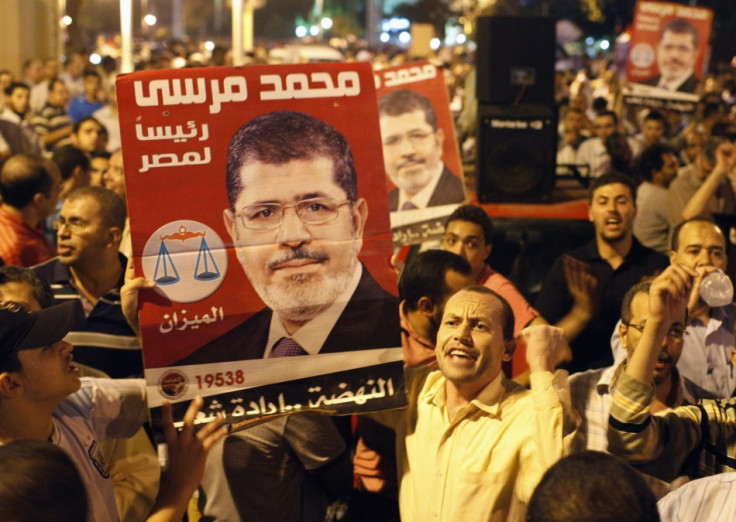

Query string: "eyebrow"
[245, 191, 331, 206]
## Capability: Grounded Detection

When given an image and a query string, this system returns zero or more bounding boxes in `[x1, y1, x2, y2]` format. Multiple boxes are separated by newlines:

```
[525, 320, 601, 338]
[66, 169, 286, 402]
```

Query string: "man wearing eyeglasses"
[378, 89, 465, 212]
[570, 280, 713, 455]
[33, 186, 141, 378]
[178, 110, 399, 364]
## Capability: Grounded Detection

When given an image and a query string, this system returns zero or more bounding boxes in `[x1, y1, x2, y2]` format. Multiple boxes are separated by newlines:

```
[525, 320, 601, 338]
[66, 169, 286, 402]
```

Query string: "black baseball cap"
[0, 301, 76, 367]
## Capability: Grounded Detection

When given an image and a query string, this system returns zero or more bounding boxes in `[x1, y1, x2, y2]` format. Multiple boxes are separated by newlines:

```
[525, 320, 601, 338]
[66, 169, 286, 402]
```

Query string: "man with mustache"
[641, 18, 701, 93]
[178, 110, 399, 363]
[536, 173, 668, 374]
[378, 89, 465, 212]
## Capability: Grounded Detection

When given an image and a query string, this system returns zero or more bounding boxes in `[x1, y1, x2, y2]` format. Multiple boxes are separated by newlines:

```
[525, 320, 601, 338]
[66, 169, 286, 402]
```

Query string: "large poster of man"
[116, 63, 404, 429]
[624, 0, 712, 112]
[375, 62, 467, 247]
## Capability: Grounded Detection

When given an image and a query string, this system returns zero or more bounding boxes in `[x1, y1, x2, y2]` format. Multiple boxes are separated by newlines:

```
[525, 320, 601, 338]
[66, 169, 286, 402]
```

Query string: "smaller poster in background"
[375, 61, 467, 247]
[623, 0, 713, 113]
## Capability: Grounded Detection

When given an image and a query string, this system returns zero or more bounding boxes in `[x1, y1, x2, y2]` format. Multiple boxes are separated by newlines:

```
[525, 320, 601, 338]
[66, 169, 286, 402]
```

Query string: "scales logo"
[142, 220, 228, 303]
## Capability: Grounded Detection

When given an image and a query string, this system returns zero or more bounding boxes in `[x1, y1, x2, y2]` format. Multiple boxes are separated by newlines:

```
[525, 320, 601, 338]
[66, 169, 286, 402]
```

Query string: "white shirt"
[264, 263, 362, 357]
[657, 69, 695, 92]
[658, 472, 736, 521]
[396, 163, 444, 210]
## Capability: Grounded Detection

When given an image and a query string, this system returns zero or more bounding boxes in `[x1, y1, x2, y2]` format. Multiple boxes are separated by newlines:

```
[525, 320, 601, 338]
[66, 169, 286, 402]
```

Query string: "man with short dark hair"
[178, 110, 399, 364]
[634, 143, 679, 253]
[576, 111, 640, 178]
[537, 172, 668, 373]
[668, 140, 736, 229]
[67, 70, 104, 123]
[0, 154, 60, 266]
[635, 110, 668, 152]
[31, 78, 73, 151]
[70, 116, 103, 155]
[371, 286, 576, 521]
[642, 18, 701, 93]
[34, 186, 141, 378]
[378, 89, 464, 211]
[0, 82, 31, 125]
[527, 451, 660, 522]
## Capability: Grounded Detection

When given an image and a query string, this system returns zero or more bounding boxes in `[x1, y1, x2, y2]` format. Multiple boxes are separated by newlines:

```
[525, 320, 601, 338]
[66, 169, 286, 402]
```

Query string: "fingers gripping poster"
[116, 63, 405, 431]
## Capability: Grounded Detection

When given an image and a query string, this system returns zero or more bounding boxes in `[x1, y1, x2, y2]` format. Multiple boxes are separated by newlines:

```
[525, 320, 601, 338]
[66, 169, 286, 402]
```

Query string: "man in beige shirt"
[373, 286, 577, 521]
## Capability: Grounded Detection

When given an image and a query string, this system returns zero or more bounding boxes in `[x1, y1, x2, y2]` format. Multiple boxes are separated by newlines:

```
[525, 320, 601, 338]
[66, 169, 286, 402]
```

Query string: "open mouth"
[446, 348, 478, 366]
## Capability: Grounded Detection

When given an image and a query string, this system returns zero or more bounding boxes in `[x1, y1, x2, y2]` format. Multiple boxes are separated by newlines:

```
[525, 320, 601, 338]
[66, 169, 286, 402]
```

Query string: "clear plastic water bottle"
[700, 269, 734, 307]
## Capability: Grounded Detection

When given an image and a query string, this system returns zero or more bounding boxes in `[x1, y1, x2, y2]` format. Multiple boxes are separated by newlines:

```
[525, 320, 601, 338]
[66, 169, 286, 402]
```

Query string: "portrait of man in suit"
[177, 110, 399, 365]
[378, 89, 465, 211]
[641, 18, 700, 93]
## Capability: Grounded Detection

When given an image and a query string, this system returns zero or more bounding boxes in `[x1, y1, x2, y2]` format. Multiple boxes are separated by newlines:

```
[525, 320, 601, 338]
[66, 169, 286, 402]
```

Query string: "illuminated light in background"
[143, 14, 157, 26]
[204, 41, 215, 51]
[62, 15, 72, 26]
[380, 32, 390, 43]
[309, 25, 319, 36]
[456, 33, 467, 44]
[599, 39, 610, 50]
[295, 26, 308, 38]
[89, 53, 102, 65]
[389, 18, 410, 31]
[398, 31, 411, 44]
[321, 17, 332, 30]
[585, 36, 594, 46]
[430, 38, 440, 50]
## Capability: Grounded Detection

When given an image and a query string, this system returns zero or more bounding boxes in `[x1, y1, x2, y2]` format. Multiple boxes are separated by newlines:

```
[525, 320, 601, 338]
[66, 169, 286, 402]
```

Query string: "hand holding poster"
[374, 61, 467, 247]
[624, 0, 713, 112]
[116, 63, 404, 431]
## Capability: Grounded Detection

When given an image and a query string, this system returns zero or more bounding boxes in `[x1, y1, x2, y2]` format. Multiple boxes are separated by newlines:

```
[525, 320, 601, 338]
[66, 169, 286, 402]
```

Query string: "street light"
[144, 14, 157, 26]
[321, 17, 333, 30]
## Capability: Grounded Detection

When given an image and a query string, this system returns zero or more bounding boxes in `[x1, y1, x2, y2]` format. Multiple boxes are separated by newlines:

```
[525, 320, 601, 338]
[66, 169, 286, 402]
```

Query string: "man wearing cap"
[0, 300, 149, 521]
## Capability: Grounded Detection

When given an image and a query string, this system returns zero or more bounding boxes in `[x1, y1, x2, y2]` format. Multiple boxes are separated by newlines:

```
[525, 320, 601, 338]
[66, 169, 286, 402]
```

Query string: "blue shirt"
[67, 94, 103, 123]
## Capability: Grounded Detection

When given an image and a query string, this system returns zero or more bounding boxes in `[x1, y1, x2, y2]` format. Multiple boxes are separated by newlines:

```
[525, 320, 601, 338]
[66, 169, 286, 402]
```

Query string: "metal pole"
[232, 0, 244, 65]
[58, 0, 66, 63]
[120, 0, 134, 73]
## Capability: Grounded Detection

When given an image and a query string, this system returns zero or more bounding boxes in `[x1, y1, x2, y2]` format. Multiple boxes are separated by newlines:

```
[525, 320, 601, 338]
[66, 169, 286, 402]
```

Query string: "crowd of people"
[0, 36, 736, 522]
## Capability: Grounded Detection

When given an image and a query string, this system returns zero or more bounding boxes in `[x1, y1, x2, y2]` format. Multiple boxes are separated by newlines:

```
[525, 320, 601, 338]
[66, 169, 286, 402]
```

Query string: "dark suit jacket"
[639, 73, 698, 93]
[177, 266, 400, 365]
[388, 166, 465, 211]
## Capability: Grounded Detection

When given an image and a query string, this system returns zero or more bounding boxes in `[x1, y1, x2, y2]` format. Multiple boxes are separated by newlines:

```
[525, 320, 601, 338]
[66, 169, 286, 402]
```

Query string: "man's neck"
[444, 379, 488, 422]
[70, 254, 123, 302]
[651, 373, 675, 414]
[596, 234, 632, 270]
[405, 307, 435, 345]
[1, 203, 41, 228]
[0, 401, 56, 443]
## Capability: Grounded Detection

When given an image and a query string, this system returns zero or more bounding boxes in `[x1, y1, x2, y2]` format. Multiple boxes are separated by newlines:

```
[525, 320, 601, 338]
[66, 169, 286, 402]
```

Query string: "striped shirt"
[33, 255, 143, 378]
[609, 370, 736, 482]
[31, 102, 72, 150]
[658, 472, 736, 521]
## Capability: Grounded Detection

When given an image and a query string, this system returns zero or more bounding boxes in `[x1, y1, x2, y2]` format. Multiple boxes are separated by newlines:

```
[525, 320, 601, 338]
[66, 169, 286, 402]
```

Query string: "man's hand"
[147, 398, 228, 522]
[649, 264, 696, 328]
[120, 257, 155, 340]
[564, 255, 598, 316]
[715, 141, 736, 174]
[522, 324, 570, 374]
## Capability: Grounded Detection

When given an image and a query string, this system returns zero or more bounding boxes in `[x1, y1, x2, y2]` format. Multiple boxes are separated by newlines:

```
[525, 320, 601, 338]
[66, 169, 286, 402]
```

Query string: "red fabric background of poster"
[625, 0, 712, 85]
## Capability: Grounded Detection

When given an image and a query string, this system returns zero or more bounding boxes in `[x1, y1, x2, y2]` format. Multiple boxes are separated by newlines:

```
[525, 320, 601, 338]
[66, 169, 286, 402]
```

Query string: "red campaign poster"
[116, 63, 405, 430]
[374, 62, 467, 247]
[623, 0, 712, 112]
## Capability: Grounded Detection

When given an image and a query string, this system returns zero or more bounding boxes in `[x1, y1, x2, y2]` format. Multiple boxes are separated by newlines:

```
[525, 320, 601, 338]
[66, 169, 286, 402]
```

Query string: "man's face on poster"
[657, 30, 697, 82]
[224, 156, 368, 323]
[380, 109, 444, 198]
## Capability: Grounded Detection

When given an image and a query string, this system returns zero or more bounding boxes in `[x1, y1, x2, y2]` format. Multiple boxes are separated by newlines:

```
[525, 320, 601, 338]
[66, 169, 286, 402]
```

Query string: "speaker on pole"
[475, 16, 556, 105]
[476, 104, 557, 204]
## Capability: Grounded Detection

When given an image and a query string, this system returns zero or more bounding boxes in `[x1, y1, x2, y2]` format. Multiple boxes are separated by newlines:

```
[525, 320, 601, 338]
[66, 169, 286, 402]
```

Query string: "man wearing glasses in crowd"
[179, 110, 399, 363]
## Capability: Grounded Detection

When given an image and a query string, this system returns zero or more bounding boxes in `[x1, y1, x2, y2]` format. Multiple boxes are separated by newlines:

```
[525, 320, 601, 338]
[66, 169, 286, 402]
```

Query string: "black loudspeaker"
[475, 16, 555, 105]
[476, 104, 557, 203]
